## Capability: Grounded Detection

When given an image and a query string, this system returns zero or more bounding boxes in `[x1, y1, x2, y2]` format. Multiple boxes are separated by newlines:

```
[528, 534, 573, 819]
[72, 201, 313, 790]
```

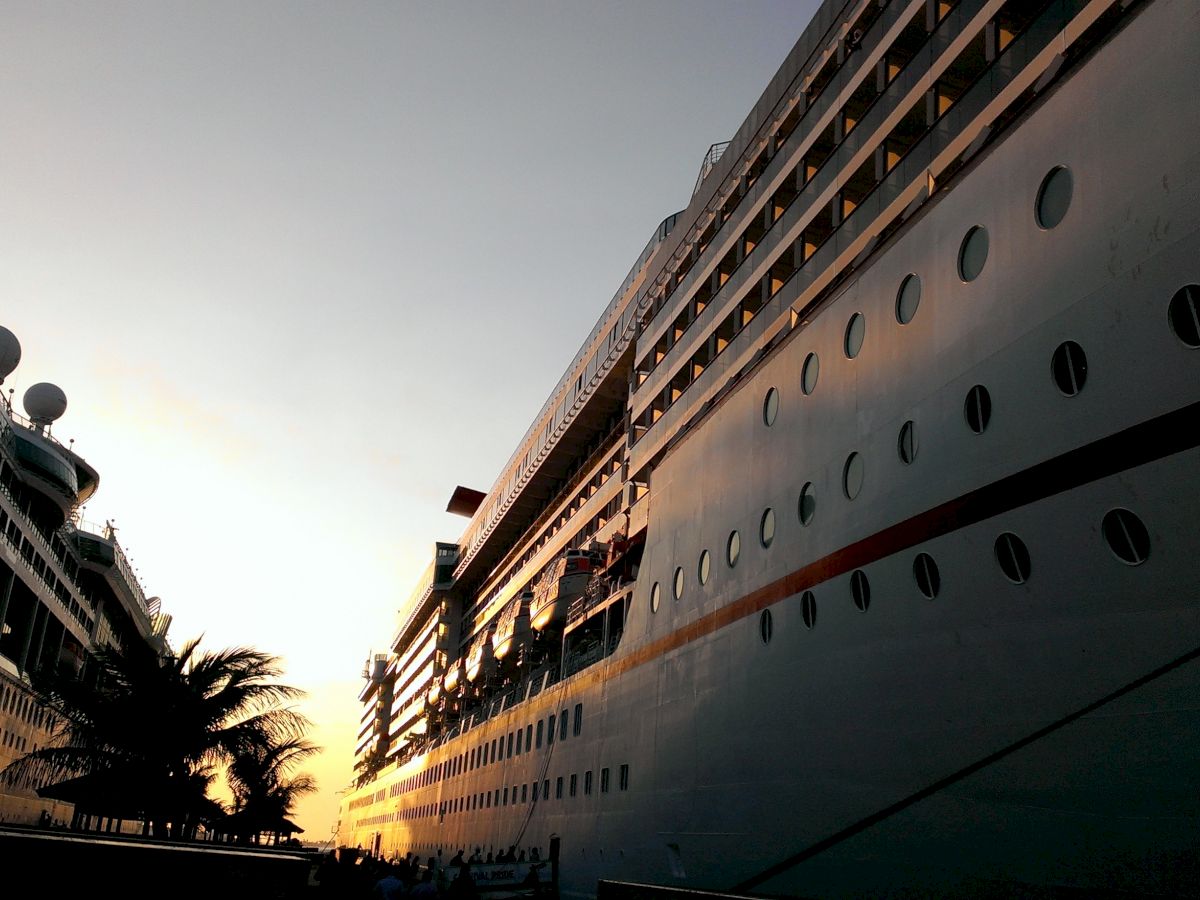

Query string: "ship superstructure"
[342, 0, 1200, 894]
[0, 328, 172, 825]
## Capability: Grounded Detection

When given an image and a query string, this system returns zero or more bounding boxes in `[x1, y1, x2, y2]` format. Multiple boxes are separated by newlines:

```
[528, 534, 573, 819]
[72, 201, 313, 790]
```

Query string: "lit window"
[727, 530, 741, 568]
[673, 567, 684, 600]
[650, 582, 660, 613]
[698, 550, 711, 586]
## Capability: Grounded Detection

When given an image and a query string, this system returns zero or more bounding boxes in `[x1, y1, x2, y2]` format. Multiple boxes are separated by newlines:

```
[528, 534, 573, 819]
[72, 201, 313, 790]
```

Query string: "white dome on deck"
[0, 327, 20, 383]
[24, 382, 68, 425]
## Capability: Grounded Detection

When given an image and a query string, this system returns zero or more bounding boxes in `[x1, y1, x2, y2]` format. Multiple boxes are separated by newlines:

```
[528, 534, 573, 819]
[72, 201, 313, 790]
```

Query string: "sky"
[0, 0, 820, 841]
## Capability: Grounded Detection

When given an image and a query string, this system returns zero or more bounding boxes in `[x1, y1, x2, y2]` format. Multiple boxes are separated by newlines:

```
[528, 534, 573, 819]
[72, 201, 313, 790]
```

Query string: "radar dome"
[24, 383, 68, 425]
[0, 327, 20, 383]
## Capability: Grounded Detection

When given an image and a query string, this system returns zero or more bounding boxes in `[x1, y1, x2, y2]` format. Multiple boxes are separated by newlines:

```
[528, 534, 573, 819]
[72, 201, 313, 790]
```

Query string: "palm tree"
[1, 636, 309, 838]
[225, 735, 319, 844]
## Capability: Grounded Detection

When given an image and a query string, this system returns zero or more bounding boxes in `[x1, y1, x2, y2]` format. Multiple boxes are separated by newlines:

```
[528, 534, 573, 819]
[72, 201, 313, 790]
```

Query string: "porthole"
[650, 583, 660, 613]
[897, 420, 918, 464]
[1101, 508, 1151, 566]
[726, 530, 741, 568]
[958, 226, 989, 282]
[673, 567, 685, 601]
[759, 508, 776, 548]
[1051, 341, 1088, 396]
[759, 609, 773, 644]
[913, 553, 940, 600]
[1035, 166, 1072, 230]
[800, 591, 817, 629]
[698, 550, 711, 586]
[798, 483, 816, 526]
[843, 452, 864, 500]
[1168, 285, 1200, 348]
[763, 387, 779, 426]
[850, 570, 871, 612]
[801, 352, 820, 395]
[964, 384, 992, 434]
[994, 532, 1031, 584]
[896, 273, 921, 325]
[844, 312, 865, 359]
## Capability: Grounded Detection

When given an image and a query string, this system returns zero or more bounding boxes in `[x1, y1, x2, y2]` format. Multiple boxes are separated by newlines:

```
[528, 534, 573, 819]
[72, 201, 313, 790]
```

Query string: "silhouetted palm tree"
[1, 636, 309, 838]
[226, 735, 319, 844]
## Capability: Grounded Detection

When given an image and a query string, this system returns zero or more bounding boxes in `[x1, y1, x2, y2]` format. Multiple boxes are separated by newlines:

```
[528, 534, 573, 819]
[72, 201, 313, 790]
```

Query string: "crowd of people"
[315, 845, 549, 899]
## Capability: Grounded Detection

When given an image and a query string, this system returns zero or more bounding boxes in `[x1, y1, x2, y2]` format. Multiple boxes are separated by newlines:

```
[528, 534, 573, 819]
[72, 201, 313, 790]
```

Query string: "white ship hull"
[342, 0, 1200, 894]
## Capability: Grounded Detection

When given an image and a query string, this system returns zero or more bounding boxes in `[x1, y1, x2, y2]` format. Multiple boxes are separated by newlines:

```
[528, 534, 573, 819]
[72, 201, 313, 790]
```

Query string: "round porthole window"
[913, 552, 940, 600]
[958, 225, 989, 282]
[760, 508, 776, 548]
[844, 312, 865, 359]
[1051, 341, 1088, 396]
[896, 273, 921, 325]
[698, 550, 711, 586]
[843, 452, 864, 500]
[801, 352, 820, 395]
[798, 482, 816, 525]
[1036, 166, 1073, 230]
[1101, 508, 1151, 566]
[850, 570, 871, 612]
[994, 532, 1031, 584]
[727, 530, 741, 568]
[673, 567, 685, 601]
[800, 591, 817, 629]
[650, 583, 660, 613]
[763, 387, 780, 426]
[964, 384, 992, 434]
[898, 420, 918, 464]
[1168, 285, 1200, 348]
[759, 609, 773, 644]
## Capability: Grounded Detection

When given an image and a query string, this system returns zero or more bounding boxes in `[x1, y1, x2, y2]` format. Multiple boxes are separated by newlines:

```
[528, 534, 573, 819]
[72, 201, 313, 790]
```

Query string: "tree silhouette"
[1, 636, 311, 839]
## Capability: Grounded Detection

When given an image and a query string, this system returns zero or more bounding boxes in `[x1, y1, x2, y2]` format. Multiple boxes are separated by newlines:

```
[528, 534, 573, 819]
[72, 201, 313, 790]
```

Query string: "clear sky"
[1, 0, 819, 841]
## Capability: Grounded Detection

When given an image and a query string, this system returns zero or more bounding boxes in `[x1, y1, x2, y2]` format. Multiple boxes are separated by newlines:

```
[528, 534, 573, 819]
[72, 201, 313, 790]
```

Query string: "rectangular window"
[547, 715, 555, 744]
[521, 784, 528, 803]
[543, 779, 550, 800]
[503, 786, 509, 806]
[601, 768, 610, 793]
[531, 782, 538, 802]
[619, 764, 629, 791]
[569, 774, 578, 797]
[584, 771, 593, 795]
[490, 739, 496, 763]
[516, 729, 523, 755]
[536, 720, 544, 748]
[556, 777, 563, 799]
[526, 723, 533, 749]
[559, 710, 569, 741]
[507, 732, 514, 757]
[574, 703, 583, 736]
[493, 789, 499, 806]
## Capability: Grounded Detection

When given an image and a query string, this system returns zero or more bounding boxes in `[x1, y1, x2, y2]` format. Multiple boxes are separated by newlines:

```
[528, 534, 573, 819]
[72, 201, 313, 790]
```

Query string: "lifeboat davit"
[465, 624, 497, 683]
[492, 590, 533, 662]
[531, 549, 599, 632]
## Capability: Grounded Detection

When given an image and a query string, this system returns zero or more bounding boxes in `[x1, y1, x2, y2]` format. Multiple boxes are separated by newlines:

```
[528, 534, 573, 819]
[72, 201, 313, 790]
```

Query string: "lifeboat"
[531, 549, 600, 632]
[465, 624, 497, 683]
[426, 678, 442, 708]
[442, 657, 465, 696]
[492, 590, 533, 662]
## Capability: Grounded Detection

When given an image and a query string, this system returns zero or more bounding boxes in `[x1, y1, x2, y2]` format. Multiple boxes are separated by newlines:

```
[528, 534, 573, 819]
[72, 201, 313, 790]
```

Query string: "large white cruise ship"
[0, 329, 173, 826]
[340, 0, 1200, 894]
